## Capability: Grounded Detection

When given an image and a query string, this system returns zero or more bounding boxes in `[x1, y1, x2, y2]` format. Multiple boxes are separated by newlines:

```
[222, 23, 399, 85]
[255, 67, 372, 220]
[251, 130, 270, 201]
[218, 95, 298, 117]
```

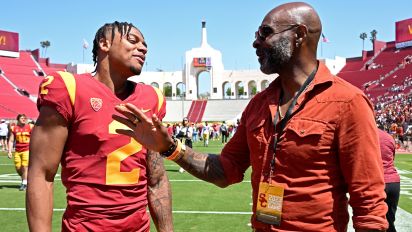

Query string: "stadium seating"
[38, 57, 67, 76]
[187, 100, 207, 123]
[339, 57, 368, 73]
[338, 41, 412, 104]
[0, 51, 43, 95]
[0, 50, 66, 119]
[162, 99, 250, 122]
[0, 74, 38, 119]
[373, 42, 412, 67]
[1, 40, 411, 122]
[202, 99, 249, 122]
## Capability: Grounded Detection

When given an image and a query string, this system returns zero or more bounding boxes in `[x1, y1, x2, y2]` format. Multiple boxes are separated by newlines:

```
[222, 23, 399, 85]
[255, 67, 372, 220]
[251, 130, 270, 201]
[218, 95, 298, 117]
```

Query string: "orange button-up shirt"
[220, 62, 388, 231]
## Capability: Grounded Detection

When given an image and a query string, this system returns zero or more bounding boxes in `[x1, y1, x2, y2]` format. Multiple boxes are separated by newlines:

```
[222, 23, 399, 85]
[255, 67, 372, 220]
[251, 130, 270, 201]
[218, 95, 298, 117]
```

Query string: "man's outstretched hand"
[113, 103, 173, 153]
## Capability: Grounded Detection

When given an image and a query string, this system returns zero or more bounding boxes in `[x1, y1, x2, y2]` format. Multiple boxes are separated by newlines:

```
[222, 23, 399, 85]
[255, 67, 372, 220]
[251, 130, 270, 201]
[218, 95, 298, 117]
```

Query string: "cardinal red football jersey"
[10, 123, 33, 152]
[37, 71, 166, 231]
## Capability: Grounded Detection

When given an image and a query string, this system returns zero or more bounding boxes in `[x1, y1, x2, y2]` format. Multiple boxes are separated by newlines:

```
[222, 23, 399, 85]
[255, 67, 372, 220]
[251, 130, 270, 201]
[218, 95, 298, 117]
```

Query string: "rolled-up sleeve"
[338, 93, 388, 230]
[219, 112, 251, 185]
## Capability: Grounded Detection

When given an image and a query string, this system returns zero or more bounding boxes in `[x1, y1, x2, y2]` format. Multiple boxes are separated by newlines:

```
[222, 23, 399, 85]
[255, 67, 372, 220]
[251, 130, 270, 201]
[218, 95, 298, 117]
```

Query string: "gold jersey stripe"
[57, 71, 76, 106]
[152, 87, 164, 112]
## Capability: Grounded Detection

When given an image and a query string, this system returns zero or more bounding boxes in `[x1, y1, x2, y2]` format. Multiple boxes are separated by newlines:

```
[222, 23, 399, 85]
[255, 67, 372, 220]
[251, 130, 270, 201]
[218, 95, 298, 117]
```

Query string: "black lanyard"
[270, 65, 318, 169]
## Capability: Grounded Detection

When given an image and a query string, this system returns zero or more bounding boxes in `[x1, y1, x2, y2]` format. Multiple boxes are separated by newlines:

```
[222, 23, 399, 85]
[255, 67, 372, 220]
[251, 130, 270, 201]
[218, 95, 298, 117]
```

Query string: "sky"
[1, 0, 411, 72]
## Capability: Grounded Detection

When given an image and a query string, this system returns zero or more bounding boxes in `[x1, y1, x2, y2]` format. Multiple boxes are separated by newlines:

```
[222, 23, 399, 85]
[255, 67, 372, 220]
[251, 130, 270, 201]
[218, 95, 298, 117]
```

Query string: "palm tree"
[360, 32, 367, 50]
[370, 30, 377, 44]
[40, 40, 51, 57]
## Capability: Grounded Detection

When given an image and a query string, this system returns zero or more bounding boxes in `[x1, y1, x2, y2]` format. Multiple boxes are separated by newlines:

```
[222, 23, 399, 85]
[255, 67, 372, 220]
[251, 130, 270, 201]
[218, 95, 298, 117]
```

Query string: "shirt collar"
[265, 62, 335, 118]
[306, 62, 334, 92]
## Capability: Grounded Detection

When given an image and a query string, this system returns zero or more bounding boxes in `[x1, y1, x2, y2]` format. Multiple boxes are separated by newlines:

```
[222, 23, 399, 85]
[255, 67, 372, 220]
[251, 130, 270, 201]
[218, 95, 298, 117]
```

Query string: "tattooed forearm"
[148, 184, 173, 232]
[147, 150, 174, 232]
[147, 150, 164, 187]
[175, 148, 228, 188]
[147, 150, 162, 170]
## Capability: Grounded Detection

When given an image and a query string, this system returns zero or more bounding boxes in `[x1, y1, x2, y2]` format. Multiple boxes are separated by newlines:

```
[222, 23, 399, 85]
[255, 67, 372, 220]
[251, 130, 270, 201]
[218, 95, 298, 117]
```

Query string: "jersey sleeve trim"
[57, 71, 76, 106]
[152, 86, 165, 112]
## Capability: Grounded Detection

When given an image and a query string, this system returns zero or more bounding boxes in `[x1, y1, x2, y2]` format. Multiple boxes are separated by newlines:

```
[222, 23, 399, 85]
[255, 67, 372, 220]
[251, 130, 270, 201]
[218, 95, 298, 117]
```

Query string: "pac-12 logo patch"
[90, 98, 103, 112]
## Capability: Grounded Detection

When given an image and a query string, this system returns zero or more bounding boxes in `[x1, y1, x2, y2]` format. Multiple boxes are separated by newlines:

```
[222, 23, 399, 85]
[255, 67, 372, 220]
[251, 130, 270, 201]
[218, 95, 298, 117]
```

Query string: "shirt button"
[300, 130, 305, 135]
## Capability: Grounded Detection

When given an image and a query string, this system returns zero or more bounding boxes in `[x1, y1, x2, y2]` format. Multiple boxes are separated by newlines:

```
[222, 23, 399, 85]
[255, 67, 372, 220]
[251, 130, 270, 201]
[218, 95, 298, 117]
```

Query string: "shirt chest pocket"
[281, 118, 328, 155]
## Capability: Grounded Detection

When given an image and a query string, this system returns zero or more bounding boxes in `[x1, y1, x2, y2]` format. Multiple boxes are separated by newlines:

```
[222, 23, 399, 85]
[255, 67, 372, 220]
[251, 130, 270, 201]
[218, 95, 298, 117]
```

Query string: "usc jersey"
[10, 123, 33, 152]
[37, 71, 166, 230]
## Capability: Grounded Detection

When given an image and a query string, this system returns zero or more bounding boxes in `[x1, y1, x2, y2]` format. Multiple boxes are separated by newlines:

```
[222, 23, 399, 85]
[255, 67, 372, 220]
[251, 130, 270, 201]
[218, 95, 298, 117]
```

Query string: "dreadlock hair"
[92, 21, 136, 72]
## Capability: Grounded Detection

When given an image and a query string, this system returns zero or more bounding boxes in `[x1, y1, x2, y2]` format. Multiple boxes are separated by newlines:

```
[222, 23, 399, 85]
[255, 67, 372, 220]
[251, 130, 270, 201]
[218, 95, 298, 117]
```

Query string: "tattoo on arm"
[147, 150, 163, 187]
[176, 149, 228, 188]
[147, 150, 174, 232]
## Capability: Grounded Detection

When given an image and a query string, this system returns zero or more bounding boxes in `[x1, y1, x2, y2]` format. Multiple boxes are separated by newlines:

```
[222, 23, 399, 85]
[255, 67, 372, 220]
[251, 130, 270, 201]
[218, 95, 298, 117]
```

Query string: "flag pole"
[82, 39, 89, 64]
[321, 40, 323, 58]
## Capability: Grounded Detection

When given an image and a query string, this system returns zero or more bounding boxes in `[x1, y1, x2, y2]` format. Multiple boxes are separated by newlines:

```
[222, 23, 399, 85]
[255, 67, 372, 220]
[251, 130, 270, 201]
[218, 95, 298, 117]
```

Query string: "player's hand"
[113, 103, 173, 153]
[7, 151, 12, 159]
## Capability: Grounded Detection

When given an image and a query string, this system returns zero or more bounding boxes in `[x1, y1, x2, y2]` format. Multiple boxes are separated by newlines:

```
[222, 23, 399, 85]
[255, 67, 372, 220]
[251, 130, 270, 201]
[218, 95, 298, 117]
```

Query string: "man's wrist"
[160, 137, 178, 157]
[160, 138, 186, 161]
[167, 139, 186, 161]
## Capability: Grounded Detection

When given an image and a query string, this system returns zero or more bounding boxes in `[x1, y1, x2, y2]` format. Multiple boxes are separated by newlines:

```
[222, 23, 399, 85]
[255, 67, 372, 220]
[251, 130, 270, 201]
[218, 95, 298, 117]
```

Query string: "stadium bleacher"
[187, 100, 207, 123]
[1, 38, 411, 124]
[338, 40, 412, 105]
[0, 74, 38, 118]
[0, 49, 66, 120]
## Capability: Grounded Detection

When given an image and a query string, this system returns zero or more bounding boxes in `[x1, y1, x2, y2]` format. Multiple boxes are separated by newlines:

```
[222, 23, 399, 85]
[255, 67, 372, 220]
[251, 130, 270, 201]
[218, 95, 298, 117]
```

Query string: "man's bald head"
[266, 2, 322, 53]
[253, 2, 323, 75]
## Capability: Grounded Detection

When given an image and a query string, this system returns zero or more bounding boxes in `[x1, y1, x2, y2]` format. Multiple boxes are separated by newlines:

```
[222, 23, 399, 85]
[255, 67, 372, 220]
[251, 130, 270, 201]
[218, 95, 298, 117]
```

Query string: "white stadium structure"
[3, 20, 410, 124]
[66, 21, 346, 123]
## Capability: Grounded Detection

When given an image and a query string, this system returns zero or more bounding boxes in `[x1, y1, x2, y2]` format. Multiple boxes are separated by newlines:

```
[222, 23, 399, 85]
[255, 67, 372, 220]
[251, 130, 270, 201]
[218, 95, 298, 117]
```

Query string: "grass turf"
[0, 139, 411, 231]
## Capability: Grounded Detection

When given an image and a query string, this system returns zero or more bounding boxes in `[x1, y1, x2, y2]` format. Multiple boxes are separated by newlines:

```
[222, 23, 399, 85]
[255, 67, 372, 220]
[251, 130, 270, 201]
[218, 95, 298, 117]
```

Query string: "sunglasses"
[255, 24, 299, 40]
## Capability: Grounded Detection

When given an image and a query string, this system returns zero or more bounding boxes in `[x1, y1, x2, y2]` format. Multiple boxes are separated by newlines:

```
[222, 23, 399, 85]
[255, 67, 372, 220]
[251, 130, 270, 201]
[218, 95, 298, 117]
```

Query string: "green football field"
[0, 140, 411, 232]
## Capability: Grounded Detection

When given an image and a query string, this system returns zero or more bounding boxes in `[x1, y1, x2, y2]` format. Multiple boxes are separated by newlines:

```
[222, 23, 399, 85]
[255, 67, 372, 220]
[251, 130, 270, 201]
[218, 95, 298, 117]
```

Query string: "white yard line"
[0, 208, 409, 231]
[0, 208, 252, 214]
[0, 179, 251, 183]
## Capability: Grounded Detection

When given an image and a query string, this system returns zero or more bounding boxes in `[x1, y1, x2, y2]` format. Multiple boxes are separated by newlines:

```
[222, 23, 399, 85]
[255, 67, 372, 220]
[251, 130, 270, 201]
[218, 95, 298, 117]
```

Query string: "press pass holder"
[256, 182, 284, 225]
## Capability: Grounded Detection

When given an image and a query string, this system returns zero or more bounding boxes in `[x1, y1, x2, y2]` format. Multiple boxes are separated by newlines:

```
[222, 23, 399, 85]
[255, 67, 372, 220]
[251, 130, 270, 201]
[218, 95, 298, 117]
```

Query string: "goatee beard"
[267, 37, 292, 72]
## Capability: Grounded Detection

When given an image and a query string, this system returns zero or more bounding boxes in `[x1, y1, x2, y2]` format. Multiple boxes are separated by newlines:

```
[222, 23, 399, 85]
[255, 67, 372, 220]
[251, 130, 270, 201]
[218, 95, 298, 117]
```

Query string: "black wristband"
[160, 137, 178, 157]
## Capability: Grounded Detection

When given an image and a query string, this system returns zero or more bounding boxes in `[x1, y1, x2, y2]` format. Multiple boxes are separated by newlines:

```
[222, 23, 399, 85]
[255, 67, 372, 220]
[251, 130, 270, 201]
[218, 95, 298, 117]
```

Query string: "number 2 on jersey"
[40, 76, 54, 95]
[106, 120, 142, 185]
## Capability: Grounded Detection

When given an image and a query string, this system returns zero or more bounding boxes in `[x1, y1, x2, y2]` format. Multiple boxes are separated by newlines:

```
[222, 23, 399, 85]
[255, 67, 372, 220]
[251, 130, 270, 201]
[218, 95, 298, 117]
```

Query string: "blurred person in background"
[8, 114, 33, 191]
[0, 119, 8, 151]
[378, 127, 401, 232]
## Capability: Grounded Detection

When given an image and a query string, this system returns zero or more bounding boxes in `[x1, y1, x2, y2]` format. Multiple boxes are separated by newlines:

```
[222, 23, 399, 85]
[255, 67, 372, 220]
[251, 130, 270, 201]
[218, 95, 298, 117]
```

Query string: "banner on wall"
[193, 57, 211, 67]
[0, 30, 19, 57]
[395, 18, 412, 49]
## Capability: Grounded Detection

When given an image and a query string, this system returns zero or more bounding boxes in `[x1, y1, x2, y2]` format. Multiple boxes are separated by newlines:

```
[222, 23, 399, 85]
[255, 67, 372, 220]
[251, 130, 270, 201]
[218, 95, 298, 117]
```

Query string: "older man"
[114, 2, 388, 231]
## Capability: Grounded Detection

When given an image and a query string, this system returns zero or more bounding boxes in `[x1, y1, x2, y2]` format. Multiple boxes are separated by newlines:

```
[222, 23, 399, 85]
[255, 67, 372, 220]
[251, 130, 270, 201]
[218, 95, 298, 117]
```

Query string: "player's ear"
[99, 38, 111, 52]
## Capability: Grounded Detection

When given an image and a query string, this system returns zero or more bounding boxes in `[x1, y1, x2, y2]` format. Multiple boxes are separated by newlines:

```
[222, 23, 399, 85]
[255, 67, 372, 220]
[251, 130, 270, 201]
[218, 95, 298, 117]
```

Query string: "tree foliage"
[40, 40, 51, 57]
[370, 30, 377, 44]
